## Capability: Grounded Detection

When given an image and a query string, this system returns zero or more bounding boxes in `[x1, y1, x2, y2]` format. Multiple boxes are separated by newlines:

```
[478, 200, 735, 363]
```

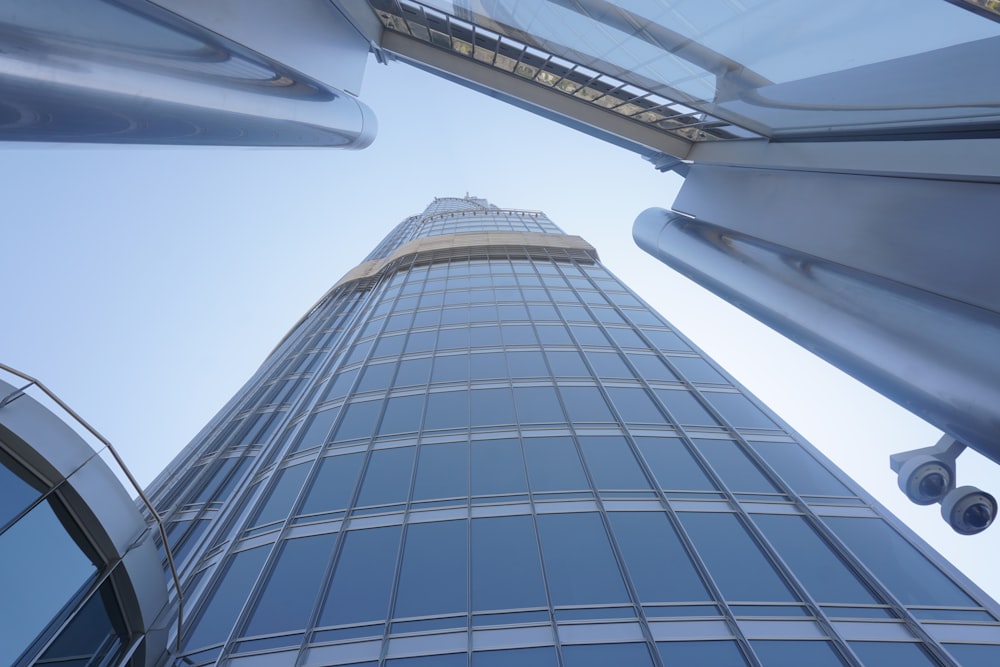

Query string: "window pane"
[413, 442, 468, 501]
[823, 517, 974, 607]
[634, 437, 717, 492]
[470, 352, 507, 380]
[578, 436, 650, 490]
[432, 354, 469, 383]
[185, 546, 268, 649]
[300, 453, 364, 515]
[750, 641, 845, 666]
[523, 437, 589, 493]
[572, 326, 609, 346]
[747, 441, 853, 497]
[704, 393, 777, 429]
[585, 351, 633, 378]
[395, 520, 468, 618]
[471, 388, 516, 427]
[626, 354, 677, 382]
[653, 389, 718, 425]
[691, 439, 778, 493]
[252, 463, 310, 526]
[536, 324, 572, 345]
[559, 386, 615, 423]
[606, 387, 666, 424]
[536, 513, 629, 605]
[657, 641, 749, 666]
[471, 438, 528, 496]
[751, 514, 878, 605]
[941, 643, 1000, 666]
[357, 447, 416, 507]
[244, 534, 337, 635]
[357, 363, 395, 392]
[679, 513, 797, 602]
[321, 526, 401, 626]
[546, 350, 589, 377]
[425, 390, 469, 430]
[295, 407, 341, 451]
[334, 400, 382, 441]
[513, 386, 565, 424]
[387, 654, 466, 667]
[501, 324, 536, 345]
[379, 394, 425, 435]
[471, 516, 546, 611]
[562, 642, 653, 667]
[474, 647, 557, 667]
[609, 512, 710, 603]
[394, 357, 432, 388]
[669, 357, 727, 384]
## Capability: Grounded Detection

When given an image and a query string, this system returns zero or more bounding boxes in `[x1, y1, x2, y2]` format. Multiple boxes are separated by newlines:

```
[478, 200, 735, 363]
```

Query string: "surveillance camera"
[941, 486, 997, 535]
[896, 455, 953, 505]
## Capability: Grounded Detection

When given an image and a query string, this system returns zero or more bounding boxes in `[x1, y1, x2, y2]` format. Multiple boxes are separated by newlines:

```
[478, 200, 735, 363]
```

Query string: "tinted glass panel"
[942, 643, 1000, 666]
[546, 350, 589, 376]
[300, 453, 364, 515]
[473, 647, 558, 667]
[536, 513, 629, 605]
[750, 640, 845, 667]
[253, 464, 310, 526]
[627, 354, 677, 382]
[321, 526, 401, 626]
[578, 436, 650, 490]
[471, 387, 516, 427]
[752, 514, 878, 605]
[244, 533, 337, 635]
[334, 401, 382, 441]
[679, 513, 797, 602]
[413, 442, 468, 501]
[424, 390, 469, 429]
[747, 441, 853, 497]
[358, 447, 415, 507]
[654, 390, 718, 425]
[562, 642, 653, 667]
[704, 393, 777, 429]
[432, 354, 469, 383]
[656, 640, 749, 666]
[296, 408, 341, 450]
[394, 357, 432, 387]
[669, 357, 727, 384]
[379, 394, 425, 435]
[472, 516, 546, 611]
[635, 437, 717, 491]
[609, 512, 711, 603]
[508, 350, 547, 378]
[471, 438, 528, 496]
[386, 654, 466, 667]
[513, 386, 564, 423]
[185, 546, 268, 649]
[470, 352, 507, 379]
[607, 387, 666, 424]
[823, 517, 974, 607]
[559, 386, 615, 423]
[692, 439, 779, 493]
[523, 437, 589, 492]
[395, 520, 468, 618]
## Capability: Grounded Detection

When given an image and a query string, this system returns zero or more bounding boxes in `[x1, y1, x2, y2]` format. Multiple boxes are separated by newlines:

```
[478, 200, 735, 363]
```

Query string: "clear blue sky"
[1, 55, 997, 602]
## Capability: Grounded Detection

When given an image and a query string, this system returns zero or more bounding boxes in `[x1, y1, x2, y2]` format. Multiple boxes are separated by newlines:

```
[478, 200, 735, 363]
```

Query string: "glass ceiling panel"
[405, 0, 1000, 138]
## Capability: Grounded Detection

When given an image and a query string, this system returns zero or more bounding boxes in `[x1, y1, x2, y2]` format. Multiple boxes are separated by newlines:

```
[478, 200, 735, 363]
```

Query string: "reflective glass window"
[296, 407, 341, 451]
[470, 352, 507, 380]
[606, 387, 667, 424]
[578, 436, 650, 490]
[357, 363, 396, 392]
[747, 441, 853, 497]
[405, 331, 437, 354]
[752, 514, 877, 604]
[559, 304, 591, 321]
[474, 647, 557, 667]
[438, 327, 471, 351]
[656, 640, 749, 666]
[300, 453, 364, 514]
[585, 351, 633, 378]
[559, 386, 615, 423]
[536, 323, 573, 345]
[425, 390, 470, 430]
[626, 354, 677, 382]
[395, 357, 432, 388]
[513, 386, 564, 423]
[395, 520, 468, 618]
[635, 437, 717, 491]
[523, 437, 589, 493]
[324, 369, 359, 401]
[39, 580, 125, 667]
[692, 439, 779, 493]
[501, 324, 536, 345]
[469, 326, 503, 348]
[0, 498, 98, 666]
[471, 387, 516, 427]
[252, 463, 310, 526]
[185, 546, 268, 649]
[386, 654, 465, 667]
[606, 327, 646, 349]
[432, 353, 469, 383]
[750, 641, 845, 667]
[357, 447, 416, 507]
[384, 312, 414, 333]
[941, 643, 1000, 666]
[471, 438, 528, 496]
[704, 393, 777, 429]
[528, 304, 560, 321]
[375, 333, 407, 358]
[413, 442, 468, 501]
[537, 513, 629, 605]
[244, 533, 337, 636]
[320, 526, 401, 626]
[499, 304, 529, 320]
[334, 400, 382, 441]
[472, 515, 546, 611]
[644, 330, 690, 351]
[546, 350, 589, 377]
[441, 306, 470, 325]
[654, 389, 718, 425]
[679, 513, 797, 602]
[469, 308, 501, 327]
[669, 357, 727, 384]
[609, 512, 710, 603]
[823, 517, 974, 606]
[562, 642, 653, 667]
[573, 326, 610, 346]
[413, 309, 441, 328]
[507, 350, 548, 378]
[379, 394, 425, 435]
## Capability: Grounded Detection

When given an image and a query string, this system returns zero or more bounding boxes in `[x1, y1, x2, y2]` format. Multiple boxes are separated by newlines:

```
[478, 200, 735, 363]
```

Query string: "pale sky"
[2, 55, 998, 603]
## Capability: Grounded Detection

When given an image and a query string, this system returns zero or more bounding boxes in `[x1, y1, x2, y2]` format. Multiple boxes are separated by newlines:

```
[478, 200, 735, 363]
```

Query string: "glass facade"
[148, 197, 1000, 667]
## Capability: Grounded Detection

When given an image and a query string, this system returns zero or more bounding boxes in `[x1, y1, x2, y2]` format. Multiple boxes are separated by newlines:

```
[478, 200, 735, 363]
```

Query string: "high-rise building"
[143, 197, 1000, 667]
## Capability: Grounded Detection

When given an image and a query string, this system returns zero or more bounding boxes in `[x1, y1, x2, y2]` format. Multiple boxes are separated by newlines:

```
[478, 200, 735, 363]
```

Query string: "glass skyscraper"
[147, 197, 1000, 667]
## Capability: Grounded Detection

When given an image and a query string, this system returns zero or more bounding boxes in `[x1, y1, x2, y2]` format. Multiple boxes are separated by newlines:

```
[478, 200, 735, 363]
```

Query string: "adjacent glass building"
[142, 197, 1000, 667]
